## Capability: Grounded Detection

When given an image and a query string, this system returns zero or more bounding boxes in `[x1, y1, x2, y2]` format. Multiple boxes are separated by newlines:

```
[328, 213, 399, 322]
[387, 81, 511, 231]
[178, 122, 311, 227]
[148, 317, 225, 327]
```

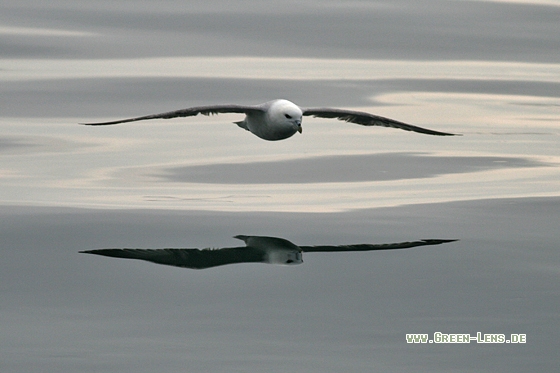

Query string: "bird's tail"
[234, 120, 249, 130]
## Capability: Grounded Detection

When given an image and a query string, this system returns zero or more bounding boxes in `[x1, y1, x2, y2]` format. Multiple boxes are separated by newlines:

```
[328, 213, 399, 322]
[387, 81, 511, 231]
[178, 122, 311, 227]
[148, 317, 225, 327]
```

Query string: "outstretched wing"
[302, 108, 456, 136]
[80, 246, 265, 269]
[300, 239, 458, 252]
[81, 104, 264, 126]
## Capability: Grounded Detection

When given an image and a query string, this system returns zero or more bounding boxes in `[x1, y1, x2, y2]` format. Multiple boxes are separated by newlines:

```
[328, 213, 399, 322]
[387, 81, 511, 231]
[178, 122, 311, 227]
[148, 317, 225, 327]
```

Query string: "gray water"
[1, 1, 559, 372]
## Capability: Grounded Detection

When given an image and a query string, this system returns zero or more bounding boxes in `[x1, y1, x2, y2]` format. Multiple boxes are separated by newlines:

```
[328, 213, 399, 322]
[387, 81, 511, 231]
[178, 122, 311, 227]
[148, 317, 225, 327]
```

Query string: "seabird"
[81, 99, 456, 140]
[80, 235, 458, 270]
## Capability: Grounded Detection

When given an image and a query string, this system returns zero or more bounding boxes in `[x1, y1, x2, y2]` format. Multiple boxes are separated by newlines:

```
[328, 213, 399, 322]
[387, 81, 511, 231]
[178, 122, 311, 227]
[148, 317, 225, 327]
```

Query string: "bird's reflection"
[81, 235, 457, 270]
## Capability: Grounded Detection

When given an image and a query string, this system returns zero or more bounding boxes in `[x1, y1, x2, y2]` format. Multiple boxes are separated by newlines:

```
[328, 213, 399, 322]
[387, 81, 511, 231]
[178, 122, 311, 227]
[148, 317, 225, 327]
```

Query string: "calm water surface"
[1, 1, 559, 372]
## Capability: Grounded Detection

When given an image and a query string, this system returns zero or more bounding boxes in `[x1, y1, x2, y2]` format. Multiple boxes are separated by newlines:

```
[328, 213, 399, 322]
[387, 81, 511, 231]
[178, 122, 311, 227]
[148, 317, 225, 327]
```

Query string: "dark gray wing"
[81, 104, 264, 126]
[302, 108, 456, 136]
[80, 246, 265, 269]
[300, 239, 458, 252]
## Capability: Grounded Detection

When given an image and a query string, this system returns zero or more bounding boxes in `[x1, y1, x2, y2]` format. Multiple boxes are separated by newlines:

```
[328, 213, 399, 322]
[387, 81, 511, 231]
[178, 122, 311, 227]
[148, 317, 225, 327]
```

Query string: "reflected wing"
[81, 104, 263, 126]
[80, 247, 265, 269]
[300, 239, 458, 252]
[302, 108, 456, 136]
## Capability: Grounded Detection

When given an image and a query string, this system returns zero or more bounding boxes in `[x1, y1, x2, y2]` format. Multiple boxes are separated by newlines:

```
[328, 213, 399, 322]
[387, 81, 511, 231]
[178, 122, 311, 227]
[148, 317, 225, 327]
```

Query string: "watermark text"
[406, 332, 526, 344]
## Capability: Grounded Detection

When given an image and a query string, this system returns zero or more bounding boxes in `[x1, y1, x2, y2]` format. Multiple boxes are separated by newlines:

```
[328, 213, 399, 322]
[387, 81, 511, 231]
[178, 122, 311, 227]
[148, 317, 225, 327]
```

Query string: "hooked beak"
[297, 126, 302, 134]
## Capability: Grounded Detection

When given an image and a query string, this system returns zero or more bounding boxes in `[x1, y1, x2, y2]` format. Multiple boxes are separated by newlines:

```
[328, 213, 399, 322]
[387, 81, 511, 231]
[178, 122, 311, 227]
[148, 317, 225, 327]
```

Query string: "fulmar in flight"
[80, 235, 458, 270]
[82, 99, 456, 140]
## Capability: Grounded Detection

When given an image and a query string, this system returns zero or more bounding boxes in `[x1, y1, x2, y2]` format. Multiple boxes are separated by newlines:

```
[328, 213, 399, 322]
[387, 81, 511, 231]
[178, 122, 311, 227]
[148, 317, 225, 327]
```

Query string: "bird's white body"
[235, 99, 303, 140]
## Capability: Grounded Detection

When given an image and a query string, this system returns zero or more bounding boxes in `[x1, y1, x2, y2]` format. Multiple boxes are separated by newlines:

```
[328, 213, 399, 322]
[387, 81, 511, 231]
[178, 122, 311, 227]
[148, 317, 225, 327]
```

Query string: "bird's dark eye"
[284, 114, 292, 119]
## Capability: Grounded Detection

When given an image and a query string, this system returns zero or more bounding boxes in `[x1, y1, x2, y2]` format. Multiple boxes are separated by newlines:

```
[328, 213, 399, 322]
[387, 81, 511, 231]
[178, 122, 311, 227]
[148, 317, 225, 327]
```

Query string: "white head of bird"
[267, 99, 303, 135]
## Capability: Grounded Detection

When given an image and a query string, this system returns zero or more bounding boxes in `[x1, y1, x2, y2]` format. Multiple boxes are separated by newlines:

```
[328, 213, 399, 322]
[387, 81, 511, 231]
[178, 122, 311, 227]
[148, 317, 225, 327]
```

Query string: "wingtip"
[79, 121, 117, 126]
[79, 118, 133, 126]
[421, 239, 460, 244]
[435, 132, 460, 137]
